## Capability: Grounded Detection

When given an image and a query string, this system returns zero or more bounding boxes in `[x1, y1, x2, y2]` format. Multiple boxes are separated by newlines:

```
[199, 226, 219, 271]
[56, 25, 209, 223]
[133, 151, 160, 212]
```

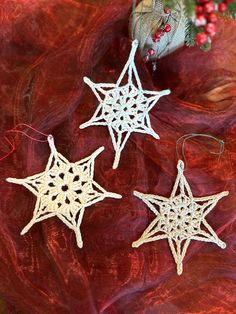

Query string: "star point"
[7, 136, 121, 247]
[80, 40, 171, 169]
[133, 160, 229, 275]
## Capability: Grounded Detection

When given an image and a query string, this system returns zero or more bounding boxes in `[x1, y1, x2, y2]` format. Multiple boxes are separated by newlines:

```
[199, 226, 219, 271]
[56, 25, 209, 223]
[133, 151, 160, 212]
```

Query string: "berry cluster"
[143, 7, 172, 63]
[195, 0, 233, 46]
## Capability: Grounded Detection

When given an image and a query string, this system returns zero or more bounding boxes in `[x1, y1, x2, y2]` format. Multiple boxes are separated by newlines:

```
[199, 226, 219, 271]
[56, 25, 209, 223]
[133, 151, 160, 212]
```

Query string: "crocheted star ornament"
[7, 136, 121, 248]
[80, 40, 171, 169]
[132, 160, 229, 275]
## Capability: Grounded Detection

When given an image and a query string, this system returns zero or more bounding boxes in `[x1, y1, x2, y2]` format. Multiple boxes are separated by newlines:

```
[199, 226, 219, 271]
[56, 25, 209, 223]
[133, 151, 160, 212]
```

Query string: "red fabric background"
[0, 0, 236, 313]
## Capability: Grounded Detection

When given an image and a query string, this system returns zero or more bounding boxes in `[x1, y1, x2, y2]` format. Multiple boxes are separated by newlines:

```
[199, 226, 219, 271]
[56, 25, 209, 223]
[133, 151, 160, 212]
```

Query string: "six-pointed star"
[132, 160, 229, 275]
[80, 40, 171, 169]
[7, 136, 121, 248]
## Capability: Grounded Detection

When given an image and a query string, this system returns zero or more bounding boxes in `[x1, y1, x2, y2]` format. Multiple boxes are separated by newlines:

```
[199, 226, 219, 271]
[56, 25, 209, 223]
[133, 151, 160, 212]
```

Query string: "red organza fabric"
[0, 1, 235, 313]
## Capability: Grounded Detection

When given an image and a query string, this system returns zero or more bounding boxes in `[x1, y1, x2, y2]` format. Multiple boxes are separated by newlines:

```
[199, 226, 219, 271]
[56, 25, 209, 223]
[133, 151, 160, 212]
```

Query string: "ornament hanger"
[0, 124, 50, 162]
[176, 133, 225, 170]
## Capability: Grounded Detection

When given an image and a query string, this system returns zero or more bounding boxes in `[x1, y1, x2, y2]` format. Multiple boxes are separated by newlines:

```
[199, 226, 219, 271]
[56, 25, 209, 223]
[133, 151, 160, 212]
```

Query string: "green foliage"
[185, 20, 212, 51]
[200, 41, 212, 52]
[161, 0, 236, 50]
[185, 19, 198, 47]
[228, 1, 236, 19]
[163, 0, 176, 9]
[183, 0, 196, 18]
[163, 0, 236, 19]
[163, 0, 196, 17]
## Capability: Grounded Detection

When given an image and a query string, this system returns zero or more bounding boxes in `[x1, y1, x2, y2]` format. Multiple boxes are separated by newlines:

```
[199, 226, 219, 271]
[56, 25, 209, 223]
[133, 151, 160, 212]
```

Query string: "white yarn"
[6, 135, 121, 248]
[80, 40, 171, 169]
[132, 160, 229, 275]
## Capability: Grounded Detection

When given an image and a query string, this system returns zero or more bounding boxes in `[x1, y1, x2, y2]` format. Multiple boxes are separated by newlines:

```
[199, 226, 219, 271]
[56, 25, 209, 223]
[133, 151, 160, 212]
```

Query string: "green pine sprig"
[183, 0, 196, 19]
[185, 19, 198, 47]
[227, 1, 236, 19]
[161, 0, 236, 50]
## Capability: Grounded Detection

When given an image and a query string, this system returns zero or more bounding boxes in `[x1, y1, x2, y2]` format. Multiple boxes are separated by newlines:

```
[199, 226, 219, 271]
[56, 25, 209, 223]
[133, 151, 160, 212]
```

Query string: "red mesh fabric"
[0, 1, 235, 313]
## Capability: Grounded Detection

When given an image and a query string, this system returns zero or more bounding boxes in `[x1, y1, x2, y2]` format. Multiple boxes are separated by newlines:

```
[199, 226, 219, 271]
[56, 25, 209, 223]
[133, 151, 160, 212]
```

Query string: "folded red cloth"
[0, 1, 235, 313]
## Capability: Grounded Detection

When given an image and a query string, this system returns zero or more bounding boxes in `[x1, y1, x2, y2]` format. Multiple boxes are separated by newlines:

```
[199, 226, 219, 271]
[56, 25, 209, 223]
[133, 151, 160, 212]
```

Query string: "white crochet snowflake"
[80, 40, 171, 169]
[132, 160, 229, 275]
[7, 136, 121, 248]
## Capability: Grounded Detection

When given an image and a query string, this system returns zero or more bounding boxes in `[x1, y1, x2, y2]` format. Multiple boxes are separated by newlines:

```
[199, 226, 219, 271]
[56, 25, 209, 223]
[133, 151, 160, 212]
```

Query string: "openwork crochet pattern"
[132, 160, 229, 275]
[80, 40, 171, 169]
[7, 136, 121, 247]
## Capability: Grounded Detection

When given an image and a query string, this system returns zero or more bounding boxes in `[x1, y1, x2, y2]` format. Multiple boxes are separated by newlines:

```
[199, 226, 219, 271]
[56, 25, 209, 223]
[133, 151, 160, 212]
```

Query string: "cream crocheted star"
[7, 136, 121, 248]
[132, 160, 229, 275]
[80, 40, 171, 169]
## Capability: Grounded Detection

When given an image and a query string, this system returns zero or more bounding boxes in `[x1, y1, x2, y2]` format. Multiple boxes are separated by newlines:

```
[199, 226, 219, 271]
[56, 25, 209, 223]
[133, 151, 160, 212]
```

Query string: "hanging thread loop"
[0, 123, 50, 162]
[176, 133, 225, 169]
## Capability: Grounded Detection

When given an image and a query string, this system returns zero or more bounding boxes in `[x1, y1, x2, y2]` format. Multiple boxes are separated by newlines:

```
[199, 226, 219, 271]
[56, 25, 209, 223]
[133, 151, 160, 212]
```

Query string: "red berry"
[164, 24, 171, 32]
[147, 48, 155, 56]
[156, 30, 164, 36]
[207, 12, 218, 23]
[152, 30, 163, 42]
[152, 34, 159, 43]
[195, 14, 207, 27]
[204, 2, 215, 13]
[205, 22, 216, 35]
[218, 2, 227, 12]
[164, 7, 171, 14]
[195, 5, 204, 15]
[195, 32, 208, 45]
